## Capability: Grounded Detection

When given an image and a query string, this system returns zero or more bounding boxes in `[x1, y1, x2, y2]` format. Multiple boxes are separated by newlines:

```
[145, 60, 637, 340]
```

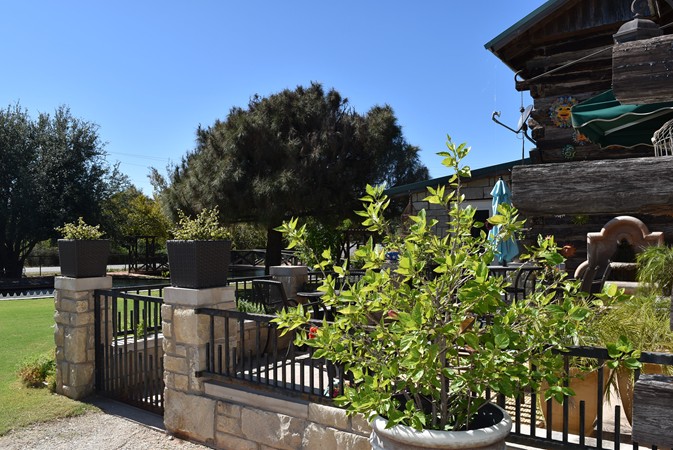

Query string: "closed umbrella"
[488, 178, 519, 265]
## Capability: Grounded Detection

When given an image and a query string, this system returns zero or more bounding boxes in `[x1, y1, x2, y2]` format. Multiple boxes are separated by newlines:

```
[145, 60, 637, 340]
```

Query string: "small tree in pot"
[274, 137, 619, 449]
[167, 206, 232, 289]
[56, 217, 109, 278]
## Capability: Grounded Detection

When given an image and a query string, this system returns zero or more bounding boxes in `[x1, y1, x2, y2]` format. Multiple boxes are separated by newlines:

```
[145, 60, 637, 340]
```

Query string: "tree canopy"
[154, 83, 428, 267]
[0, 104, 118, 278]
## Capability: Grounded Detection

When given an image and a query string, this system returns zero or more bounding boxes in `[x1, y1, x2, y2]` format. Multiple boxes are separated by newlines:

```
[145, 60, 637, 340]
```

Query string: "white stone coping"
[164, 285, 236, 307]
[55, 276, 112, 291]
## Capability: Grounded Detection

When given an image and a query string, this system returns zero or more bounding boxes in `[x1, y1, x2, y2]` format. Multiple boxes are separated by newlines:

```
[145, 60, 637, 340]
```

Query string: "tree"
[0, 104, 116, 278]
[154, 83, 428, 270]
[102, 186, 171, 246]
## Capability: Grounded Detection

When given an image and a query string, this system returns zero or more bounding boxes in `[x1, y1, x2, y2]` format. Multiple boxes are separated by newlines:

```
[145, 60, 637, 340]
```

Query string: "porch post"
[162, 285, 235, 444]
[53, 276, 112, 400]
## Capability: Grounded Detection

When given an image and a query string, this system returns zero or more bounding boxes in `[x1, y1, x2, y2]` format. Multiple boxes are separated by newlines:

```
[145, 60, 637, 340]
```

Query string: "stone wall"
[162, 277, 372, 450]
[54, 276, 112, 400]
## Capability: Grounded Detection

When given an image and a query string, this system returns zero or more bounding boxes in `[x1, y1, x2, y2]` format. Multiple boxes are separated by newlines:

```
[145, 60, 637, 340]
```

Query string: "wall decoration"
[573, 129, 591, 146]
[562, 144, 576, 159]
[549, 96, 578, 128]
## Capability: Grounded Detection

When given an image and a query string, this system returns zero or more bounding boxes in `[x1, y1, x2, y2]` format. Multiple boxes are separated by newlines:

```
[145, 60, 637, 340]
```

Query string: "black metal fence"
[194, 308, 342, 403]
[94, 284, 168, 414]
[504, 345, 673, 450]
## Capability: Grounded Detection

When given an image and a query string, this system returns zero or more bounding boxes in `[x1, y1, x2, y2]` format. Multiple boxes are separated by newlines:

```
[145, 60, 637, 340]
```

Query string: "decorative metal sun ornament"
[549, 96, 578, 128]
[573, 129, 591, 146]
[562, 144, 576, 159]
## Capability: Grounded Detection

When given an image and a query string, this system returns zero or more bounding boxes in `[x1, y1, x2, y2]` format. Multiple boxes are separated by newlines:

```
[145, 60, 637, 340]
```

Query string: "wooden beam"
[613, 34, 673, 105]
[511, 156, 673, 216]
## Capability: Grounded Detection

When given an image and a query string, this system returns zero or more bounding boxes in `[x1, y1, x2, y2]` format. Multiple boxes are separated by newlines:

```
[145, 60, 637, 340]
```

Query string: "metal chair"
[251, 279, 297, 313]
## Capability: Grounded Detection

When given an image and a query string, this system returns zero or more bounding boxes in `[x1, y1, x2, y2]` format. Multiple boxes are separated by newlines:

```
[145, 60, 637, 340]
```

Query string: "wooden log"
[511, 156, 673, 216]
[632, 374, 673, 448]
[613, 34, 673, 105]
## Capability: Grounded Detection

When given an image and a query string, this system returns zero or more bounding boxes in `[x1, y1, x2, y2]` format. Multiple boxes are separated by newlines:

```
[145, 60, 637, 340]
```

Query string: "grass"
[0, 298, 95, 436]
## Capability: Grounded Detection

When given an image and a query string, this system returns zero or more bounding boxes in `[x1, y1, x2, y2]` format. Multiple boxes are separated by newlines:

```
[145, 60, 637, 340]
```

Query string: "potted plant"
[594, 293, 673, 424]
[166, 206, 232, 289]
[56, 217, 110, 278]
[274, 137, 621, 449]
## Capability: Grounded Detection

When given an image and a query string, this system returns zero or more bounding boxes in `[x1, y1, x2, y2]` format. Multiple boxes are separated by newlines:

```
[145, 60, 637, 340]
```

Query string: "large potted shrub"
[595, 293, 673, 424]
[166, 206, 232, 289]
[274, 137, 628, 449]
[56, 217, 110, 278]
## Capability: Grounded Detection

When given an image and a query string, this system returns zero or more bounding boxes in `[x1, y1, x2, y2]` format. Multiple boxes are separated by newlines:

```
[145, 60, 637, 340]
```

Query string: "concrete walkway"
[0, 397, 207, 450]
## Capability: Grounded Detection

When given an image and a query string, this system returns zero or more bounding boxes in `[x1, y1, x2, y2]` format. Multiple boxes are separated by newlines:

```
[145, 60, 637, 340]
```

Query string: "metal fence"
[94, 284, 168, 414]
[194, 308, 342, 403]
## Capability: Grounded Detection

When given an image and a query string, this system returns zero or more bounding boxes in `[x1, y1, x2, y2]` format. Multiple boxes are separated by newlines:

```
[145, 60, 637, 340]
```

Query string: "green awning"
[571, 90, 673, 148]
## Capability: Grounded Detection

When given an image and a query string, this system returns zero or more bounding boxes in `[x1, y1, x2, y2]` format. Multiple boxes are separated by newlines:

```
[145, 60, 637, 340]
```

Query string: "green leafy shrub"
[637, 245, 673, 296]
[17, 352, 56, 389]
[55, 217, 105, 240]
[171, 206, 231, 241]
[236, 298, 268, 314]
[274, 136, 631, 432]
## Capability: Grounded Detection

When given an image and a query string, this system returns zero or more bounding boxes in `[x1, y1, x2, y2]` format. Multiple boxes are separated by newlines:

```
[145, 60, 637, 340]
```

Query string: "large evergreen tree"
[155, 83, 428, 269]
[0, 104, 116, 278]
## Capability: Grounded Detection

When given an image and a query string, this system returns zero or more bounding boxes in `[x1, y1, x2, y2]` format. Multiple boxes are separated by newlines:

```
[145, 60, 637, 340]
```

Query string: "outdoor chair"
[503, 263, 539, 303]
[251, 279, 297, 313]
[579, 260, 612, 295]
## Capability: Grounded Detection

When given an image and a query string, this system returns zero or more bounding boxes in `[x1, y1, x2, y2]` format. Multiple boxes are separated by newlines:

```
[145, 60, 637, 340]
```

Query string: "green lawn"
[0, 298, 94, 436]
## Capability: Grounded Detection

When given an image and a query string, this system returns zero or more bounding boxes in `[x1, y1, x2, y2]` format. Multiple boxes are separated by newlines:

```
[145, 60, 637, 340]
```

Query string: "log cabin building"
[482, 0, 673, 274]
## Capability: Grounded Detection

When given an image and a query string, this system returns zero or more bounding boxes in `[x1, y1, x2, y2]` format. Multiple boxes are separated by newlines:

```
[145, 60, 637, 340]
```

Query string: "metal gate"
[94, 284, 167, 414]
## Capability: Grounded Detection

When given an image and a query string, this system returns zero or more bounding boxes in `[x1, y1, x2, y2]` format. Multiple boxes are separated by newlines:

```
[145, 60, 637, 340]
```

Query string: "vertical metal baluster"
[614, 404, 621, 449]
[562, 356, 569, 444]
[579, 401, 585, 447]
[143, 305, 149, 408]
[209, 315, 215, 372]
[224, 317, 230, 376]
[596, 360, 604, 449]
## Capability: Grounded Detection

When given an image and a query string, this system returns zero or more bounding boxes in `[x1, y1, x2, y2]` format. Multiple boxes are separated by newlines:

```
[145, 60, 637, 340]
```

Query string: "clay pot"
[540, 367, 609, 435]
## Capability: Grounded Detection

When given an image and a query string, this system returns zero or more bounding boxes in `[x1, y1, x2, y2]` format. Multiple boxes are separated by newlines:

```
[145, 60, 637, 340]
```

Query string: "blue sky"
[1, 1, 547, 195]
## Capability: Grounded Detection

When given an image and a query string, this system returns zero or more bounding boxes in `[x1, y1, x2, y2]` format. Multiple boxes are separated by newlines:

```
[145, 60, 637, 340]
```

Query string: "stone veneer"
[162, 277, 371, 449]
[54, 275, 112, 400]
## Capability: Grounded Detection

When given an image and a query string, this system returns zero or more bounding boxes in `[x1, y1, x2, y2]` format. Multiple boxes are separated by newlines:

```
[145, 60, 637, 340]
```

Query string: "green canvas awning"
[571, 90, 673, 148]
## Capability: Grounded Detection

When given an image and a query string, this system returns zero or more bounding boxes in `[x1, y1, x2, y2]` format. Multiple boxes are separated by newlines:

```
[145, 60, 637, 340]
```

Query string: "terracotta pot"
[369, 403, 511, 450]
[540, 367, 608, 435]
[617, 363, 663, 425]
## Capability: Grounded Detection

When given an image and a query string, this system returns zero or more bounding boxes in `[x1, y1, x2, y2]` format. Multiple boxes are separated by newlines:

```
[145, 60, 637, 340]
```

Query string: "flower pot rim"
[370, 403, 512, 447]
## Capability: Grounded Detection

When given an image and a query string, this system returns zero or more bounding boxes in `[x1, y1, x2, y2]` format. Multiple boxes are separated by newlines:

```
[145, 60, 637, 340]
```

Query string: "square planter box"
[58, 239, 110, 278]
[166, 240, 231, 289]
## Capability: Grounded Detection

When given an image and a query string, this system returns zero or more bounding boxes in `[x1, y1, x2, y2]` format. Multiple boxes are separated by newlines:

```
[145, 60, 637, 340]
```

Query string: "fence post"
[53, 276, 112, 400]
[270, 265, 308, 299]
[162, 285, 236, 445]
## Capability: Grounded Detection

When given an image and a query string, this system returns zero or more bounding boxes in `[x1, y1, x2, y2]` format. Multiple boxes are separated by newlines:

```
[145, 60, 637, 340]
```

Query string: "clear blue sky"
[1, 1, 547, 195]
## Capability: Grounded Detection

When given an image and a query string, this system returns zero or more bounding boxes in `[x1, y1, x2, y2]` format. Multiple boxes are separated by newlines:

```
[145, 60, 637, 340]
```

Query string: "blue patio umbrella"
[488, 178, 519, 265]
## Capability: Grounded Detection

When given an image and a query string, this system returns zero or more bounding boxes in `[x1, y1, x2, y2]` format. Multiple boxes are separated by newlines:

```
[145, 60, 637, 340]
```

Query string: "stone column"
[270, 265, 308, 299]
[162, 285, 235, 445]
[54, 276, 112, 400]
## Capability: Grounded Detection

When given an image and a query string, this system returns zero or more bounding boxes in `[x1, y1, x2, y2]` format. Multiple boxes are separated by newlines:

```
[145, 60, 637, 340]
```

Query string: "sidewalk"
[0, 397, 207, 450]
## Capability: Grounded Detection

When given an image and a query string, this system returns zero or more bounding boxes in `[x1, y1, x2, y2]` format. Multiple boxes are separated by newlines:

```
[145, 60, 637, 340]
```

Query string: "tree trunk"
[0, 243, 23, 279]
[265, 224, 283, 274]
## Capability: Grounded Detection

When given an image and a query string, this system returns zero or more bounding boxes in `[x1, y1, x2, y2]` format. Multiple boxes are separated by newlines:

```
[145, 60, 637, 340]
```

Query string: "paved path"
[0, 398, 207, 450]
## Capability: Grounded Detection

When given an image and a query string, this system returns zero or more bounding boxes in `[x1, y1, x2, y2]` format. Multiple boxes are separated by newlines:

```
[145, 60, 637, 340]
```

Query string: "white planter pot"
[370, 403, 511, 450]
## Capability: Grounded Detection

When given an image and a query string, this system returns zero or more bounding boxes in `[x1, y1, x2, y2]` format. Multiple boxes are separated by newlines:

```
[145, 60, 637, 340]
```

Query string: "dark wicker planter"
[166, 240, 231, 289]
[58, 239, 110, 278]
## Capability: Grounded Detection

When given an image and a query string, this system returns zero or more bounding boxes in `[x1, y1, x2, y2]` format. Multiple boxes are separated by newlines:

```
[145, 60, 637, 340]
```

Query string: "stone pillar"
[162, 285, 236, 445]
[54, 276, 112, 400]
[270, 265, 308, 299]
